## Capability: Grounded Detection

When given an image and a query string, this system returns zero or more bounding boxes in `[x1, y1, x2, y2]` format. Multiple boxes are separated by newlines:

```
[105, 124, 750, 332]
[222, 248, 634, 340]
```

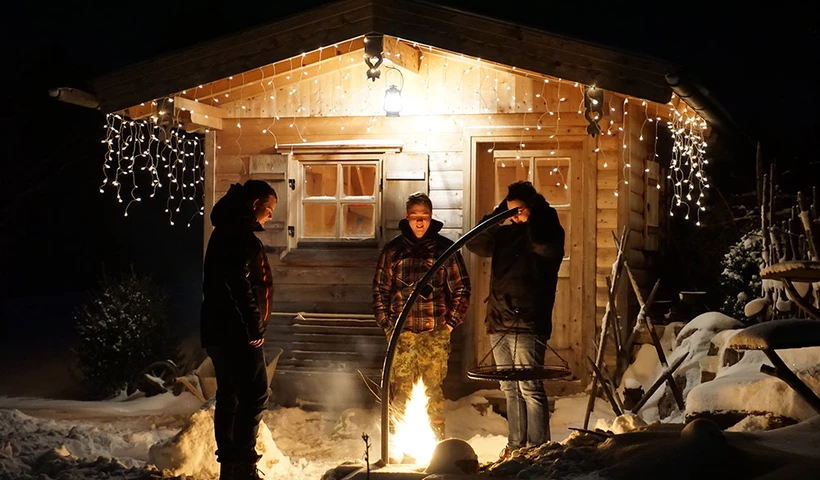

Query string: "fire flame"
[390, 377, 438, 465]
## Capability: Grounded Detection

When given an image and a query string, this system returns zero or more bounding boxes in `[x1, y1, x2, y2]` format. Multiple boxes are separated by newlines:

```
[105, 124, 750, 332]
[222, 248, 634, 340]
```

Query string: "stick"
[631, 352, 689, 414]
[621, 264, 685, 410]
[798, 191, 819, 261]
[599, 365, 625, 412]
[769, 164, 776, 261]
[583, 227, 628, 429]
[617, 266, 659, 376]
[761, 173, 770, 267]
[587, 357, 623, 416]
[606, 276, 623, 355]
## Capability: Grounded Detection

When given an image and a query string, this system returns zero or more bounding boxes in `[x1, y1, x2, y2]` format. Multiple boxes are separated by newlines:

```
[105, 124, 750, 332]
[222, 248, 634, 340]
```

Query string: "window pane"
[303, 204, 337, 237]
[343, 165, 377, 197]
[556, 209, 570, 257]
[342, 204, 375, 238]
[495, 160, 529, 204]
[304, 165, 337, 198]
[535, 159, 570, 205]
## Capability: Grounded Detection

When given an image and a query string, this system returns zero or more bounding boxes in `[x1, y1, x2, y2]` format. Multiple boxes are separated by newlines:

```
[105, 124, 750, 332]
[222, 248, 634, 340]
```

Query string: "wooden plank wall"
[211, 46, 588, 121]
[201, 48, 672, 384]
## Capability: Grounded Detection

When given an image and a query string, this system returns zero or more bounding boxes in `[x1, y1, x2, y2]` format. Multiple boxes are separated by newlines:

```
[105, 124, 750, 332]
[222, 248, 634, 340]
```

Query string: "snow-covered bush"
[74, 270, 178, 399]
[719, 230, 763, 320]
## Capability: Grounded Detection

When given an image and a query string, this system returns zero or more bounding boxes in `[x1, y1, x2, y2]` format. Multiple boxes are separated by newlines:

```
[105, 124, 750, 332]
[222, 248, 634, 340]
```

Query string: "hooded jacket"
[372, 218, 471, 333]
[201, 184, 273, 347]
[466, 196, 564, 337]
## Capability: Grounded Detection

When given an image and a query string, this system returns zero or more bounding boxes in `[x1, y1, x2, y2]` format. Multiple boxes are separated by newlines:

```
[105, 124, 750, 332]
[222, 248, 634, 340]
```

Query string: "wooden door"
[472, 146, 580, 376]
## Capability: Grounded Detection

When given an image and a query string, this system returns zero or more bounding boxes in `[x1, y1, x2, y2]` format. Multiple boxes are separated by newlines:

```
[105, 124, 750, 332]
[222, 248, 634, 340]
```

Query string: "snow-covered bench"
[727, 319, 820, 415]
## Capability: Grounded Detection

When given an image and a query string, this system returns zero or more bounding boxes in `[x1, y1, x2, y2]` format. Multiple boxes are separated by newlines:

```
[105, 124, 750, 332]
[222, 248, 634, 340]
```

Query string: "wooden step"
[267, 324, 383, 336]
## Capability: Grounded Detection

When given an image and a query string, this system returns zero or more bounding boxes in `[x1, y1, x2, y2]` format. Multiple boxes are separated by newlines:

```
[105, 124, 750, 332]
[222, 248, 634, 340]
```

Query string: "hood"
[398, 217, 444, 242]
[210, 183, 263, 231]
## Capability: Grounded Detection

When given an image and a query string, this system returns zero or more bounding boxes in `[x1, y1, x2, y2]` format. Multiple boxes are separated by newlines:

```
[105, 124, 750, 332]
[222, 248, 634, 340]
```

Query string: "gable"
[90, 0, 678, 113]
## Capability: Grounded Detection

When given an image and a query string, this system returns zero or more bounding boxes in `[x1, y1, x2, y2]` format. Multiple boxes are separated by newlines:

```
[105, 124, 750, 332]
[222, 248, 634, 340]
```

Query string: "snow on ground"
[3, 311, 818, 479]
[0, 389, 616, 480]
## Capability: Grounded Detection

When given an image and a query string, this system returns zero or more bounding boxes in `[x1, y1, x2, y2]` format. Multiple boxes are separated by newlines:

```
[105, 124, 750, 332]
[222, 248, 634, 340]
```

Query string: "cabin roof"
[85, 0, 740, 135]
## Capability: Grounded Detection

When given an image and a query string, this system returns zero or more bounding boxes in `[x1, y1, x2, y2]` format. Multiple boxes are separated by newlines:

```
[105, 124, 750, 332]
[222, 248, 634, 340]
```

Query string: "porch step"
[265, 312, 468, 407]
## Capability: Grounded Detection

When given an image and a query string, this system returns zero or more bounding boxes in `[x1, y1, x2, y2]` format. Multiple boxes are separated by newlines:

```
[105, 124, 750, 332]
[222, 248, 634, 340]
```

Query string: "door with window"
[473, 146, 577, 371]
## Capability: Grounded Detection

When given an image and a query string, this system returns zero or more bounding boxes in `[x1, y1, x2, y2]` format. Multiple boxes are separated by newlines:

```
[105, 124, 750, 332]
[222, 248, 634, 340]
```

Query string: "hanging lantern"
[383, 66, 404, 117]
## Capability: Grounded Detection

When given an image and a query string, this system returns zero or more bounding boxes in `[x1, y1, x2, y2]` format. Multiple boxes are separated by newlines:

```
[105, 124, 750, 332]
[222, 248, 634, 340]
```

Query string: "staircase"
[265, 312, 387, 407]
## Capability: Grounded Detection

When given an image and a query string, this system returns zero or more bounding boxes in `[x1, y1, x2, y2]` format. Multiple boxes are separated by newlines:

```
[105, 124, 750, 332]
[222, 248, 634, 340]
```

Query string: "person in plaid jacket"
[373, 192, 471, 441]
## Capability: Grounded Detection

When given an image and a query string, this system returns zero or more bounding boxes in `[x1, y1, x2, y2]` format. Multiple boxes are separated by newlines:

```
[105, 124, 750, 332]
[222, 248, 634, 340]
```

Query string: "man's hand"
[249, 338, 265, 347]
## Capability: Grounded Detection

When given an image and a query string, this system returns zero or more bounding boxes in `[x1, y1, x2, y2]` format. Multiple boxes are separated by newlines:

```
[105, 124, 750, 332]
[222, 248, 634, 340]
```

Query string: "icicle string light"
[101, 113, 205, 226]
[101, 37, 709, 227]
[666, 95, 709, 225]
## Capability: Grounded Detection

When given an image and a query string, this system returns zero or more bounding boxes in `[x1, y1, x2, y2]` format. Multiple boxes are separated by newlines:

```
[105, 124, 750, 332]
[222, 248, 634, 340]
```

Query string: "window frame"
[294, 154, 382, 245]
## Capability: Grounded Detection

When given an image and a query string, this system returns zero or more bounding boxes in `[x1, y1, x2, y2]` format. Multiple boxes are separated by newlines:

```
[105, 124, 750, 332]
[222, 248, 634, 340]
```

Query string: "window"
[494, 154, 571, 258]
[298, 158, 380, 242]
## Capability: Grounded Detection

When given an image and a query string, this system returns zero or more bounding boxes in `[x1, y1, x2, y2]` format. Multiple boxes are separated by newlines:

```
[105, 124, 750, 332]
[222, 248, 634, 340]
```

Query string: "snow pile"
[0, 408, 176, 479]
[148, 400, 288, 478]
[676, 311, 744, 341]
[686, 346, 820, 423]
[618, 313, 745, 423]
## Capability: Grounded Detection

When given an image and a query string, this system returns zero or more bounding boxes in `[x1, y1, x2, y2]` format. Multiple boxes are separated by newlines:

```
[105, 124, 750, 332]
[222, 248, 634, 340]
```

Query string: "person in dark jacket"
[201, 180, 277, 480]
[373, 192, 471, 441]
[466, 181, 564, 456]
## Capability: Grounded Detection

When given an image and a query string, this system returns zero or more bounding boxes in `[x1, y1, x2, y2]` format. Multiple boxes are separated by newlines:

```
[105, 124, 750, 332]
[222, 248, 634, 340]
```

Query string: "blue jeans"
[489, 333, 550, 448]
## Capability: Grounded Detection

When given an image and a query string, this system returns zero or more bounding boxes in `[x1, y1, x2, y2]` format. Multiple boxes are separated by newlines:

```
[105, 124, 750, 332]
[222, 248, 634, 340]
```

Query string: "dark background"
[1, 1, 817, 397]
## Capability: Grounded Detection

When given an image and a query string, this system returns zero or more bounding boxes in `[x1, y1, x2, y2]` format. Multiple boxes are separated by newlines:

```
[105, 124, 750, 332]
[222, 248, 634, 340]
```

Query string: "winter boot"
[218, 461, 234, 480]
[231, 462, 263, 480]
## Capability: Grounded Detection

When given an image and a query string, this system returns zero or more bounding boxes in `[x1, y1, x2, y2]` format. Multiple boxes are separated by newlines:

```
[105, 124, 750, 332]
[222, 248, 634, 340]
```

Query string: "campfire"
[389, 377, 438, 466]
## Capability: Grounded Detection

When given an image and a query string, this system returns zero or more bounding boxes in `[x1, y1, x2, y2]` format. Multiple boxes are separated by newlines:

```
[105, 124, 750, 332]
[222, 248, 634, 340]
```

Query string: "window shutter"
[382, 153, 428, 243]
[249, 154, 289, 250]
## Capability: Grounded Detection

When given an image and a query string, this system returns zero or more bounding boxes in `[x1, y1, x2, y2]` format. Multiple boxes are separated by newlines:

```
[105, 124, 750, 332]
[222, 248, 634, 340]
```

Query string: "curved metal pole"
[379, 207, 516, 464]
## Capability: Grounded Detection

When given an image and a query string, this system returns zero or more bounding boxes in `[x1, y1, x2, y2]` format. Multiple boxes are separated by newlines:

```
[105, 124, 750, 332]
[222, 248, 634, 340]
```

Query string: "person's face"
[253, 195, 277, 225]
[406, 204, 432, 239]
[506, 199, 529, 223]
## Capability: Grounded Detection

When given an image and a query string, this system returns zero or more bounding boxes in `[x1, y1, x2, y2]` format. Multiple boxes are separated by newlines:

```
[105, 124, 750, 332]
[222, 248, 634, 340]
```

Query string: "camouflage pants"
[389, 327, 451, 423]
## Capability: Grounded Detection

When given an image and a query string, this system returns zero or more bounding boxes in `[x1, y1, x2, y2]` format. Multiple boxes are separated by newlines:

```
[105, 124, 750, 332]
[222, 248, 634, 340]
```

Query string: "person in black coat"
[201, 180, 277, 480]
[466, 180, 564, 457]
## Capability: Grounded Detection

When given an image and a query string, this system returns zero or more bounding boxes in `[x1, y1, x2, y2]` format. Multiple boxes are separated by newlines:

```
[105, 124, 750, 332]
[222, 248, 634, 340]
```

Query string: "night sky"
[1, 2, 817, 370]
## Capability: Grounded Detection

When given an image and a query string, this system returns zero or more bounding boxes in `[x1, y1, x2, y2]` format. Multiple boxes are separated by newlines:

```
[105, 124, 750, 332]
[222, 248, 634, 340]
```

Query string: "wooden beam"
[174, 96, 227, 119]
[174, 96, 226, 131]
[383, 37, 421, 73]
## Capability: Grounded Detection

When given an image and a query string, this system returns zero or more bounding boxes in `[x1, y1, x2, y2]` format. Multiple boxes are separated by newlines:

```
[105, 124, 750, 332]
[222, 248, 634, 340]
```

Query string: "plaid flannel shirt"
[372, 225, 471, 333]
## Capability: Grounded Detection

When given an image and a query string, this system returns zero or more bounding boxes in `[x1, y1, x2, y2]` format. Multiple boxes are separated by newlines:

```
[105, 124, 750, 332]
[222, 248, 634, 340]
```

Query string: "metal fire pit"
[467, 364, 573, 381]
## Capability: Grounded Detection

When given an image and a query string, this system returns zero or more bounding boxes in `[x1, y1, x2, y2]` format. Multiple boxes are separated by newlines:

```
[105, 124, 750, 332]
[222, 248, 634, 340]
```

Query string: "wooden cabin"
[76, 0, 732, 405]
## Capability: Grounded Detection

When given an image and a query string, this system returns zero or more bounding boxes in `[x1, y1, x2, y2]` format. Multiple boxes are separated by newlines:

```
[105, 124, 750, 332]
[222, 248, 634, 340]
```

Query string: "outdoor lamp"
[364, 34, 384, 81]
[383, 66, 404, 117]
